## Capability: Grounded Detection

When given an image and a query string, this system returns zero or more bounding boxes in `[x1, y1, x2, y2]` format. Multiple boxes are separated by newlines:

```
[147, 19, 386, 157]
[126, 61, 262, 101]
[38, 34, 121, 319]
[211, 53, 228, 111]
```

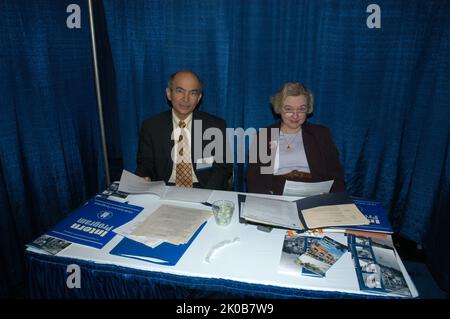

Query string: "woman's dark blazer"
[246, 121, 346, 195]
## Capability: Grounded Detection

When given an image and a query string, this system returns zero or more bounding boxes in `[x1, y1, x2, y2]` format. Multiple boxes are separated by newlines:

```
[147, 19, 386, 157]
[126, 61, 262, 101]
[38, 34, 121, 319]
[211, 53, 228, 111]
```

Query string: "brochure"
[278, 231, 321, 276]
[28, 234, 72, 255]
[348, 234, 412, 297]
[297, 236, 348, 277]
[46, 197, 143, 249]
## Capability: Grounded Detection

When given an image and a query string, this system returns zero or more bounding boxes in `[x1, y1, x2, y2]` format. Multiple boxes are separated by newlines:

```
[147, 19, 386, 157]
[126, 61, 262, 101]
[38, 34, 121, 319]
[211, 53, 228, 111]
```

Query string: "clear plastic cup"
[211, 200, 235, 226]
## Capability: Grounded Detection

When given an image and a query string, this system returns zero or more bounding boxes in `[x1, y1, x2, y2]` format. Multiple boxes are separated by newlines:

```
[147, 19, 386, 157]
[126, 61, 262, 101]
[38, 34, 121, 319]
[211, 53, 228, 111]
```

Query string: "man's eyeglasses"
[281, 106, 308, 116]
[173, 87, 200, 97]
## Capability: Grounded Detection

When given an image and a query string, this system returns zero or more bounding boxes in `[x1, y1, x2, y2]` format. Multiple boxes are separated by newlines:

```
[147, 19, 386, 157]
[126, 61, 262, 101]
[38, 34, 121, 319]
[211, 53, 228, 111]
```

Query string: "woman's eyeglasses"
[282, 106, 308, 116]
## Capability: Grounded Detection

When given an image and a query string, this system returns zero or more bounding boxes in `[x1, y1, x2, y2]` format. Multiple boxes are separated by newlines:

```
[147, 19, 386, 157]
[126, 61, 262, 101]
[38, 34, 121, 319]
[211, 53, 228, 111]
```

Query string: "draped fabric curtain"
[0, 0, 105, 297]
[100, 0, 450, 291]
[0, 0, 448, 298]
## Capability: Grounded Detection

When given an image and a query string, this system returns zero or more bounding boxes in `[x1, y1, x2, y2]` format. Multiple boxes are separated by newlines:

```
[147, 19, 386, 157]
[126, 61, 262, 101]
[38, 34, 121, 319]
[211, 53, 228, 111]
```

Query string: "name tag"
[196, 156, 214, 170]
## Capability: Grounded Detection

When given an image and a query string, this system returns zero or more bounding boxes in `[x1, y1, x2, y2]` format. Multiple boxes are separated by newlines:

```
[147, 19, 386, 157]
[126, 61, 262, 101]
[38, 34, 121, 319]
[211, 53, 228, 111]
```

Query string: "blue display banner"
[47, 197, 143, 249]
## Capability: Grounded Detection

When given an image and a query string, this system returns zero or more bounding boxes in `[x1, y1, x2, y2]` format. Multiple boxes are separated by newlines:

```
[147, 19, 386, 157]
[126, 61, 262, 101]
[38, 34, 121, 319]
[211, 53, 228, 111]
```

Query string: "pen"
[201, 202, 213, 207]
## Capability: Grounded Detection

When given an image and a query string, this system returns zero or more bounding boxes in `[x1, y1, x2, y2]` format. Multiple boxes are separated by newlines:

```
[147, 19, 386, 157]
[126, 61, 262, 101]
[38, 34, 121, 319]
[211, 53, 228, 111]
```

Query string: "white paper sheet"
[282, 180, 334, 197]
[117, 169, 166, 196]
[162, 186, 213, 203]
[242, 195, 303, 229]
[114, 204, 212, 248]
[131, 204, 212, 245]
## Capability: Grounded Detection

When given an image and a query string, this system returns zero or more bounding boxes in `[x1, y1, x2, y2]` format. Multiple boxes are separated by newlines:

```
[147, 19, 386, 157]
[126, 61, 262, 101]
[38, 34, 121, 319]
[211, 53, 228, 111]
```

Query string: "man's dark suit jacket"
[136, 110, 232, 190]
[247, 121, 346, 195]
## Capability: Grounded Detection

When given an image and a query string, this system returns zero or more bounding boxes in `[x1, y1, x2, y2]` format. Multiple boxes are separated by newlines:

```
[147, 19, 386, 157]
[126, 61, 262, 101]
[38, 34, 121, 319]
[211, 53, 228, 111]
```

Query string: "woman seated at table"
[246, 82, 346, 195]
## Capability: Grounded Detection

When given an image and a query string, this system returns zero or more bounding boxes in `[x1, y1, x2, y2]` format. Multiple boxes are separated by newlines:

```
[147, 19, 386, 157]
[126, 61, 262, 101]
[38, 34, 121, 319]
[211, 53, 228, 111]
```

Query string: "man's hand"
[143, 176, 151, 182]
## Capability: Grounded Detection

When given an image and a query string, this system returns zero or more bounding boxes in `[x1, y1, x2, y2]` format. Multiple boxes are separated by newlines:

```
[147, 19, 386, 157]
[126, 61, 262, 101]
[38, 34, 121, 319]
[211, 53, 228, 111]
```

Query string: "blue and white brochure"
[348, 234, 412, 297]
[297, 236, 348, 277]
[47, 197, 143, 249]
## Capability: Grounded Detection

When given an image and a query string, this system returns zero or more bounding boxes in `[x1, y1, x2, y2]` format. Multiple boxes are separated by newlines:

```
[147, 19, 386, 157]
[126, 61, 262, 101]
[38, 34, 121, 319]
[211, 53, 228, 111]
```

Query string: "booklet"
[278, 231, 322, 276]
[46, 197, 143, 249]
[238, 192, 369, 231]
[296, 236, 348, 277]
[348, 234, 412, 297]
[28, 234, 72, 255]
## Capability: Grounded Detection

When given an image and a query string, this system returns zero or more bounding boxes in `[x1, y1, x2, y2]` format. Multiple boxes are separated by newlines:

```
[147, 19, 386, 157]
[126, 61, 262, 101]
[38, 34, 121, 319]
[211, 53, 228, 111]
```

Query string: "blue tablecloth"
[26, 251, 390, 299]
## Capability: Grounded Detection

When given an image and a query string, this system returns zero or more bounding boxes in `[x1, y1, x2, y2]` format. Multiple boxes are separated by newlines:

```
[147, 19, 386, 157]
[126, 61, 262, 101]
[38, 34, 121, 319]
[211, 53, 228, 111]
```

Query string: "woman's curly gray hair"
[271, 82, 314, 114]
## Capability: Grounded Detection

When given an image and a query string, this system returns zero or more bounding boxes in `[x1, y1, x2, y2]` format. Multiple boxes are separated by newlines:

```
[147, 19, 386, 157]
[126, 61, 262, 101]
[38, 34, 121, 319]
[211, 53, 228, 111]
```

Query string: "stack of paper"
[347, 234, 412, 297]
[117, 170, 213, 203]
[282, 180, 334, 197]
[241, 196, 302, 229]
[114, 204, 212, 248]
[110, 204, 212, 266]
[239, 193, 370, 231]
[117, 169, 166, 196]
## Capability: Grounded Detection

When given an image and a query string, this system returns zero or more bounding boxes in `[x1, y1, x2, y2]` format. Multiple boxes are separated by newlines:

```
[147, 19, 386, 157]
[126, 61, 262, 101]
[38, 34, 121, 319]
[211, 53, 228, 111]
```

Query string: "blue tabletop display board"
[47, 197, 143, 249]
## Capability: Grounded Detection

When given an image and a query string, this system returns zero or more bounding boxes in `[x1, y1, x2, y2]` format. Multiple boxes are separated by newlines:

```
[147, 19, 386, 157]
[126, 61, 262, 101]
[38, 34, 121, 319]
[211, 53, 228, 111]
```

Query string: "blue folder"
[109, 222, 207, 266]
[46, 197, 143, 249]
[238, 192, 356, 230]
[330, 197, 393, 233]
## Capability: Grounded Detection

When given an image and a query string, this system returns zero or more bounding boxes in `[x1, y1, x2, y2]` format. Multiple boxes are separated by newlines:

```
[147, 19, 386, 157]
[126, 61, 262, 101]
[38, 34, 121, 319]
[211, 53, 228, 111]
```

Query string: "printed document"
[282, 180, 334, 197]
[241, 196, 303, 229]
[117, 170, 212, 203]
[162, 186, 212, 203]
[240, 193, 369, 231]
[129, 204, 211, 246]
[301, 204, 369, 229]
[117, 169, 166, 196]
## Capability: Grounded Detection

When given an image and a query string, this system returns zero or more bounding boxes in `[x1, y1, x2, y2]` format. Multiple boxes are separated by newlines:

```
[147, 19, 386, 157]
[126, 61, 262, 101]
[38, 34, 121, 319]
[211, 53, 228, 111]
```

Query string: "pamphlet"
[46, 197, 143, 249]
[28, 234, 72, 255]
[348, 234, 412, 297]
[278, 232, 321, 276]
[297, 236, 348, 277]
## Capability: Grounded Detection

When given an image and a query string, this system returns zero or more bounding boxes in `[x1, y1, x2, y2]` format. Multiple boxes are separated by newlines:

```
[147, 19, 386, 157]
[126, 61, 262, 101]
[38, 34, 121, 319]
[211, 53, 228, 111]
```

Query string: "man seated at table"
[136, 69, 232, 190]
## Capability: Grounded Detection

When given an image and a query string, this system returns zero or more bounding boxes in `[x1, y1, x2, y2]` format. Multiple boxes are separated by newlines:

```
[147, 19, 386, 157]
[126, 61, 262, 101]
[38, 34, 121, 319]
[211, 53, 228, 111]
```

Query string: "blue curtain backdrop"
[0, 0, 105, 297]
[100, 0, 450, 291]
[0, 0, 448, 297]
